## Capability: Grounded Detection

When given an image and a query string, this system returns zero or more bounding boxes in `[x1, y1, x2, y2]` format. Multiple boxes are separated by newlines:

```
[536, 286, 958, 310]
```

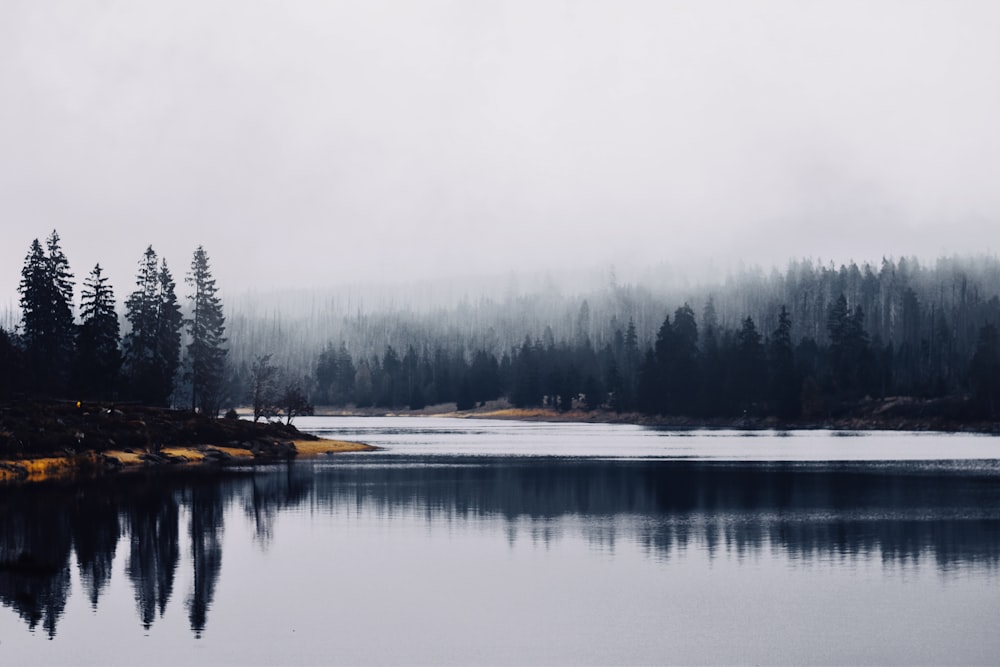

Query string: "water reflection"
[0, 489, 72, 638]
[125, 479, 179, 631]
[1, 458, 998, 639]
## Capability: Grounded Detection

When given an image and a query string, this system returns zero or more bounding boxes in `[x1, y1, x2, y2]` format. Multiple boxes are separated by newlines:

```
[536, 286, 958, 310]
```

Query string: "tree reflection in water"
[71, 487, 119, 609]
[125, 480, 179, 630]
[1, 458, 998, 638]
[186, 484, 222, 638]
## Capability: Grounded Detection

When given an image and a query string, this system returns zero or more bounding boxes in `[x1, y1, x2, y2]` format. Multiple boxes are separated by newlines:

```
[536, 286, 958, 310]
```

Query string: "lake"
[2, 418, 999, 665]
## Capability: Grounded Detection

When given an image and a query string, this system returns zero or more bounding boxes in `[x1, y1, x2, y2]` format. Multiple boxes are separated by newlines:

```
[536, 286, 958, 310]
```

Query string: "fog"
[2, 1, 999, 303]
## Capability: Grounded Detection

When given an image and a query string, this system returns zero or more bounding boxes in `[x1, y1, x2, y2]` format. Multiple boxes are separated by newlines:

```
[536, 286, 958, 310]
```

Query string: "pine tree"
[0, 327, 24, 400]
[18, 239, 49, 353]
[769, 306, 799, 419]
[74, 264, 121, 398]
[315, 343, 338, 405]
[511, 336, 542, 408]
[156, 259, 183, 403]
[378, 345, 401, 407]
[649, 313, 673, 414]
[669, 304, 699, 415]
[620, 318, 640, 410]
[124, 247, 183, 406]
[636, 349, 660, 414]
[46, 231, 75, 347]
[734, 316, 765, 413]
[186, 247, 227, 415]
[18, 231, 75, 394]
[335, 343, 356, 403]
[969, 323, 1000, 417]
[124, 247, 159, 403]
[827, 294, 870, 400]
[469, 350, 501, 404]
[124, 248, 159, 365]
[699, 297, 725, 416]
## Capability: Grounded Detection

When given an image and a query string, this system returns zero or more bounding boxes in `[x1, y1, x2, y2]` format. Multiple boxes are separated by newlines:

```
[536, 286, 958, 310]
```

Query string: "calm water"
[2, 418, 999, 665]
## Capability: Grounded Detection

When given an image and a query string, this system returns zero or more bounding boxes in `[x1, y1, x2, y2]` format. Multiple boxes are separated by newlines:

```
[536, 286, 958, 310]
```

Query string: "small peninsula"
[0, 401, 374, 483]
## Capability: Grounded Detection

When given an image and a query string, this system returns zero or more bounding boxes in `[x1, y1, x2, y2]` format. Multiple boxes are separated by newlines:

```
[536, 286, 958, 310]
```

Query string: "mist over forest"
[4, 2, 1000, 425]
[3, 231, 1000, 424]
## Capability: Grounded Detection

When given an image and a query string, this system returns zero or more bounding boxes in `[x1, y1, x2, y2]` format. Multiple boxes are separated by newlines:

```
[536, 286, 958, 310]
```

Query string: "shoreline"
[0, 438, 376, 484]
[466, 408, 1000, 434]
[0, 401, 378, 485]
[312, 402, 1000, 435]
[5, 399, 996, 485]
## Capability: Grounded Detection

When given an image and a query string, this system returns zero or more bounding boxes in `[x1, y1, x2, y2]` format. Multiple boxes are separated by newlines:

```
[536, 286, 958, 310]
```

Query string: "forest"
[2, 230, 1000, 423]
[1, 231, 230, 416]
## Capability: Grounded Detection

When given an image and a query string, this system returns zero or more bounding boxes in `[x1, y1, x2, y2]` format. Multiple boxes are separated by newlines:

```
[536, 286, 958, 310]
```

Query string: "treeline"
[4, 235, 1000, 422]
[295, 256, 1000, 420]
[303, 299, 999, 420]
[0, 231, 228, 414]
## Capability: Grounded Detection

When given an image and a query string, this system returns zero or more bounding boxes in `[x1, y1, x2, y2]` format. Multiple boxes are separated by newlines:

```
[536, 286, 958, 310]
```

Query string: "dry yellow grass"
[293, 438, 376, 456]
[159, 446, 207, 462]
[1, 437, 374, 484]
[104, 450, 145, 465]
[476, 408, 554, 419]
[471, 407, 594, 421]
[0, 453, 102, 482]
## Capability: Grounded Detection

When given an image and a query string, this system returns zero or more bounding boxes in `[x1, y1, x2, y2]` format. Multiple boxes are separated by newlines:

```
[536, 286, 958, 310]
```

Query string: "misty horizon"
[3, 1, 999, 304]
[4, 239, 995, 328]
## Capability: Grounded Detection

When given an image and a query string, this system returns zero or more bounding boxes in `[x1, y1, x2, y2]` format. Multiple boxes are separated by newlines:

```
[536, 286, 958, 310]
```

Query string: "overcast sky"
[2, 1, 999, 305]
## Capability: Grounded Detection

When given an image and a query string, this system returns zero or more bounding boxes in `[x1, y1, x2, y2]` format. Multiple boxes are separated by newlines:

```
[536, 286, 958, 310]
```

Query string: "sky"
[2, 0, 999, 306]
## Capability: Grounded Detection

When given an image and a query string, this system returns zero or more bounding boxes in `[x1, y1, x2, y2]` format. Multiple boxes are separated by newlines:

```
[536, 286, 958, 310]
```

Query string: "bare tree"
[280, 384, 314, 425]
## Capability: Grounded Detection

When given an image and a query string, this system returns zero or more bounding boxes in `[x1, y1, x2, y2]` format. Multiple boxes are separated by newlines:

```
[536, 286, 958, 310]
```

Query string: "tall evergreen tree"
[669, 304, 699, 415]
[47, 231, 75, 335]
[186, 247, 227, 415]
[469, 350, 501, 405]
[156, 259, 183, 401]
[620, 318, 640, 410]
[74, 264, 121, 398]
[0, 327, 24, 400]
[124, 247, 159, 373]
[18, 239, 50, 370]
[124, 247, 183, 406]
[734, 316, 765, 413]
[636, 349, 660, 414]
[315, 341, 356, 405]
[18, 231, 76, 394]
[768, 306, 799, 418]
[648, 313, 673, 414]
[827, 294, 871, 400]
[969, 323, 1000, 417]
[698, 297, 726, 416]
[511, 336, 542, 408]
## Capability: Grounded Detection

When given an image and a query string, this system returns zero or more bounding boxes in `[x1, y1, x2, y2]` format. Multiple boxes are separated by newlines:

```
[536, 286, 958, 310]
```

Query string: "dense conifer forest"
[2, 230, 999, 423]
[2, 231, 229, 415]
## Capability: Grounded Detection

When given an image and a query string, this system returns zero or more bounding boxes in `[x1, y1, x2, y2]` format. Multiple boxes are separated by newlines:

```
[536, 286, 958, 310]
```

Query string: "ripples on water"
[2, 419, 999, 665]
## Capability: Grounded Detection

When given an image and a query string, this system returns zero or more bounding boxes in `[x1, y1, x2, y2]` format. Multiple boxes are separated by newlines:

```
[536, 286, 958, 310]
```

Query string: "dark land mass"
[0, 401, 372, 483]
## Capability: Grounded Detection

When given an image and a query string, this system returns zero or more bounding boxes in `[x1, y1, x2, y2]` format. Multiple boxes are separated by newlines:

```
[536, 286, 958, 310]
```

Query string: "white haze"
[1, 1, 999, 308]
